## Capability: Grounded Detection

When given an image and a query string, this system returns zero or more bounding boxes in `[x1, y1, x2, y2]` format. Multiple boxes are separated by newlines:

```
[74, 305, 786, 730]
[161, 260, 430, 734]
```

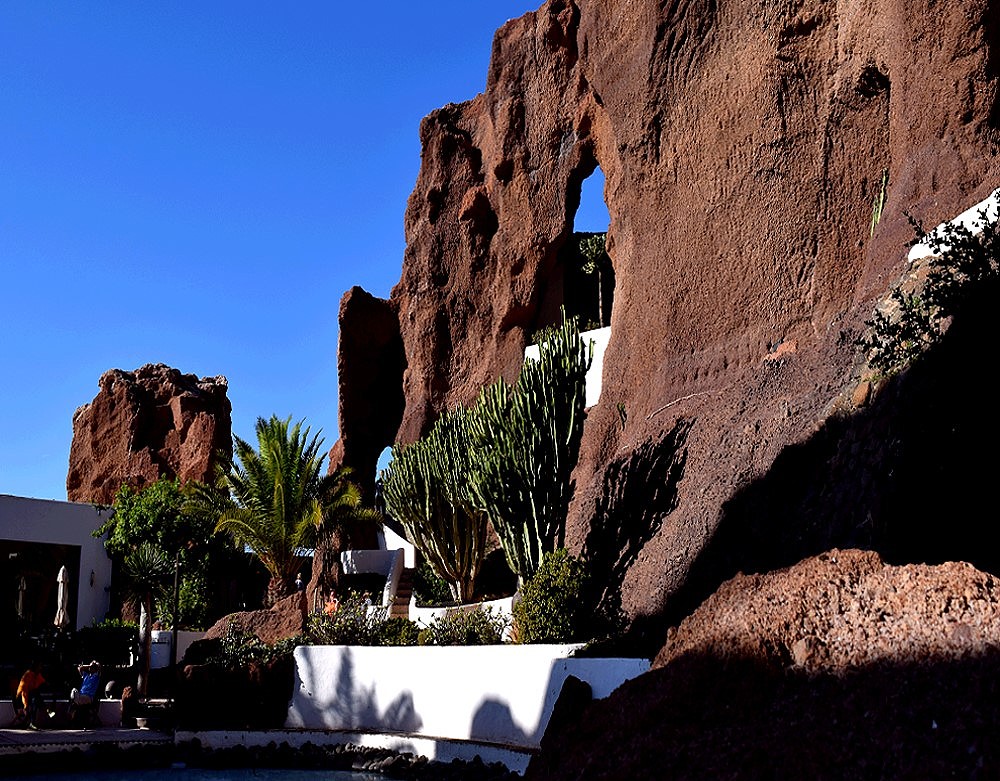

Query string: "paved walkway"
[0, 726, 171, 755]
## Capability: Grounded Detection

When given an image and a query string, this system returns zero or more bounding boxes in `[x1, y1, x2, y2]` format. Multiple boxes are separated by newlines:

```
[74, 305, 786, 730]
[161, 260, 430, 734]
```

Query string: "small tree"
[382, 407, 489, 603]
[97, 477, 221, 628]
[578, 233, 609, 326]
[120, 542, 173, 697]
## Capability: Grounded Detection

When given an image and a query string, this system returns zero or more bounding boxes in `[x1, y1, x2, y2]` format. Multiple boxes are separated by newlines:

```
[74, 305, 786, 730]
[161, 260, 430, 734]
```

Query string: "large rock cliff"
[334, 0, 1000, 644]
[67, 363, 232, 504]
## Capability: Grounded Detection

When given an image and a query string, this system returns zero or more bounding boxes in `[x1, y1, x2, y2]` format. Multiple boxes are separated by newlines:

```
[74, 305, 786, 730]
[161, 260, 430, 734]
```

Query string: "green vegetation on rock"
[860, 200, 999, 375]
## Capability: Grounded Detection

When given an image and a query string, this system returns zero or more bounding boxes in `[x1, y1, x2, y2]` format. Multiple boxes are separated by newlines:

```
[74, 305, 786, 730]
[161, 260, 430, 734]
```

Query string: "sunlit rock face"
[335, 0, 1000, 631]
[67, 363, 232, 504]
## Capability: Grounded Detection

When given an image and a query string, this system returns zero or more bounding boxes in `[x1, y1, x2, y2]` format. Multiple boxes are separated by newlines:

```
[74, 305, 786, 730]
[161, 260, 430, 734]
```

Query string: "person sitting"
[12, 661, 46, 729]
[324, 590, 340, 616]
[68, 660, 101, 725]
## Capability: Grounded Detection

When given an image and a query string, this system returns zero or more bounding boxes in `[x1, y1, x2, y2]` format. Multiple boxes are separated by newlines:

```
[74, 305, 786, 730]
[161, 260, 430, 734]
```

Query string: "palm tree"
[189, 415, 378, 605]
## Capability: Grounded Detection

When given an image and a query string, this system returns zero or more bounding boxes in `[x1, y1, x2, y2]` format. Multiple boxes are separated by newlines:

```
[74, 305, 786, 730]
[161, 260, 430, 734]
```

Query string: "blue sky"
[0, 3, 609, 502]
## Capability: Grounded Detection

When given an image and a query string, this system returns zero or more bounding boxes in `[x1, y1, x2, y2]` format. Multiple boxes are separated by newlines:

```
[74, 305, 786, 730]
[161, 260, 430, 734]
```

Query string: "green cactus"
[382, 406, 488, 603]
[467, 310, 592, 584]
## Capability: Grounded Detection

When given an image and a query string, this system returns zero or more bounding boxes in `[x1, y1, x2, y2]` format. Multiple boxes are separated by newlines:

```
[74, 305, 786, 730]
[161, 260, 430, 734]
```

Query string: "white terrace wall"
[907, 188, 999, 263]
[285, 644, 650, 750]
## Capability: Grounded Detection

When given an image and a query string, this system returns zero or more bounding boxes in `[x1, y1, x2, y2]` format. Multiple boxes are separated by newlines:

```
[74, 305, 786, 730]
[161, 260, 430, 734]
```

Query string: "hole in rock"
[533, 163, 616, 340]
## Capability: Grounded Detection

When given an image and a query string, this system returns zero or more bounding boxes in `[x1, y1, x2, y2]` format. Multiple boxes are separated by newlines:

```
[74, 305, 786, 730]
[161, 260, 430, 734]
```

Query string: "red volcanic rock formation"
[526, 549, 1000, 780]
[334, 0, 1000, 639]
[330, 286, 406, 499]
[67, 363, 232, 504]
[202, 592, 306, 646]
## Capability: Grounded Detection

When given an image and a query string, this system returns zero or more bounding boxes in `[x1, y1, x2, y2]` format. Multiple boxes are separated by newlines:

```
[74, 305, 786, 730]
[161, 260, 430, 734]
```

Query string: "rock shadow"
[526, 648, 1000, 781]
[582, 420, 691, 634]
[656, 286, 1000, 642]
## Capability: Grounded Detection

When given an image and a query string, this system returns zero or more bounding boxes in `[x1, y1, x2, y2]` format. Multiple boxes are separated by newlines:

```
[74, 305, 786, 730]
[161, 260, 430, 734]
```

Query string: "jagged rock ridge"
[67, 363, 232, 504]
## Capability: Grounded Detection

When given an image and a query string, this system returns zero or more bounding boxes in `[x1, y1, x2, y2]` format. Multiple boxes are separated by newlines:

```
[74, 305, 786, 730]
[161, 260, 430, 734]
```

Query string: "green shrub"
[76, 619, 140, 668]
[413, 559, 456, 607]
[419, 606, 508, 646]
[339, 573, 387, 603]
[513, 548, 589, 644]
[379, 617, 420, 646]
[306, 592, 387, 645]
[859, 200, 999, 374]
[214, 622, 302, 668]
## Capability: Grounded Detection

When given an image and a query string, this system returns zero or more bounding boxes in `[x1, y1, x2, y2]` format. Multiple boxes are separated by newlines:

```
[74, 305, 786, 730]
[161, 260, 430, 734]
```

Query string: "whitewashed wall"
[524, 325, 611, 409]
[285, 644, 649, 749]
[0, 494, 112, 629]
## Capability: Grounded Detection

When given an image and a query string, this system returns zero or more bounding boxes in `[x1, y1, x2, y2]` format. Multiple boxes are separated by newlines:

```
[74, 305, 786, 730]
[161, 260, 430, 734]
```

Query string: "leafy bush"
[306, 592, 387, 646]
[379, 617, 420, 646]
[339, 573, 387, 603]
[512, 548, 590, 644]
[418, 606, 508, 646]
[413, 559, 456, 607]
[75, 619, 140, 668]
[213, 622, 302, 668]
[157, 570, 210, 630]
[859, 200, 999, 374]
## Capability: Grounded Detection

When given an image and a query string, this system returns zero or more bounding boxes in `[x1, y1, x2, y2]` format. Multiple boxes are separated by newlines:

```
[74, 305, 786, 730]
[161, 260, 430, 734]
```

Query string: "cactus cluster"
[468, 311, 592, 583]
[382, 406, 489, 603]
[383, 310, 592, 596]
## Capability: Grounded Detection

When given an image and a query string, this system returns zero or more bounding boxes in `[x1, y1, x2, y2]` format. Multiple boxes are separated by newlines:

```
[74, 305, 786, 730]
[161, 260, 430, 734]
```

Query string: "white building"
[0, 494, 113, 631]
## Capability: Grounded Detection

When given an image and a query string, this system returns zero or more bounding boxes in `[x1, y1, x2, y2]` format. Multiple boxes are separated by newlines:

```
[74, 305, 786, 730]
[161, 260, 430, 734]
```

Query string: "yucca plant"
[120, 542, 173, 697]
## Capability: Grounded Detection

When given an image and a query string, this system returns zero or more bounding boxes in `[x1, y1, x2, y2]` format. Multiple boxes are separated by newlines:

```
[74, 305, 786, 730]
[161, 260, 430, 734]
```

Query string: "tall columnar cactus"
[468, 311, 592, 584]
[382, 406, 488, 603]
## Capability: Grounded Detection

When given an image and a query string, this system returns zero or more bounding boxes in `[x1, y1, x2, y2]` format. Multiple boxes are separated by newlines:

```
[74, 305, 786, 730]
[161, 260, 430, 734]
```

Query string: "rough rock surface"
[202, 591, 306, 645]
[328, 287, 406, 500]
[67, 363, 232, 504]
[334, 0, 1000, 641]
[527, 549, 1000, 780]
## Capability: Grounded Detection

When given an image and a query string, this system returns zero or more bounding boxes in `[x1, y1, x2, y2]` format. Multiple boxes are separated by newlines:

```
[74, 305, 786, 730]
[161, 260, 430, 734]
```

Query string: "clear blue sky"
[0, 3, 609, 502]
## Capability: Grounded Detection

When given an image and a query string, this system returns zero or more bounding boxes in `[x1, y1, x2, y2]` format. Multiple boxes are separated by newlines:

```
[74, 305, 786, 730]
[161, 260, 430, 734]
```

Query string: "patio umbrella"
[54, 565, 70, 631]
[17, 576, 27, 620]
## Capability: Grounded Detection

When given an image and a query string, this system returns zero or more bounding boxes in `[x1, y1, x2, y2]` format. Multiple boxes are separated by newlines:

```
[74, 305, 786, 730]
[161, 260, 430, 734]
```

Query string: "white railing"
[340, 548, 405, 614]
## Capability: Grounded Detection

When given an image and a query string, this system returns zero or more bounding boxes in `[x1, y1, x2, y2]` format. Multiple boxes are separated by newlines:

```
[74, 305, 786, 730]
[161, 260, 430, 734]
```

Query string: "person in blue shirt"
[71, 660, 101, 706]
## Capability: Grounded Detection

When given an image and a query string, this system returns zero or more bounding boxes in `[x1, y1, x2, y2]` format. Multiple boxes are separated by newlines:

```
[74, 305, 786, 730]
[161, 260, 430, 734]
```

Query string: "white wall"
[150, 629, 205, 669]
[408, 596, 514, 640]
[908, 188, 1000, 263]
[0, 494, 112, 629]
[524, 325, 611, 408]
[285, 644, 649, 750]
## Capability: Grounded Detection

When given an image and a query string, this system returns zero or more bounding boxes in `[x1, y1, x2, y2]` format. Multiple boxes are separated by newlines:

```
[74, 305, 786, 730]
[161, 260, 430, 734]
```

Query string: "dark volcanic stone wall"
[334, 0, 1000, 633]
